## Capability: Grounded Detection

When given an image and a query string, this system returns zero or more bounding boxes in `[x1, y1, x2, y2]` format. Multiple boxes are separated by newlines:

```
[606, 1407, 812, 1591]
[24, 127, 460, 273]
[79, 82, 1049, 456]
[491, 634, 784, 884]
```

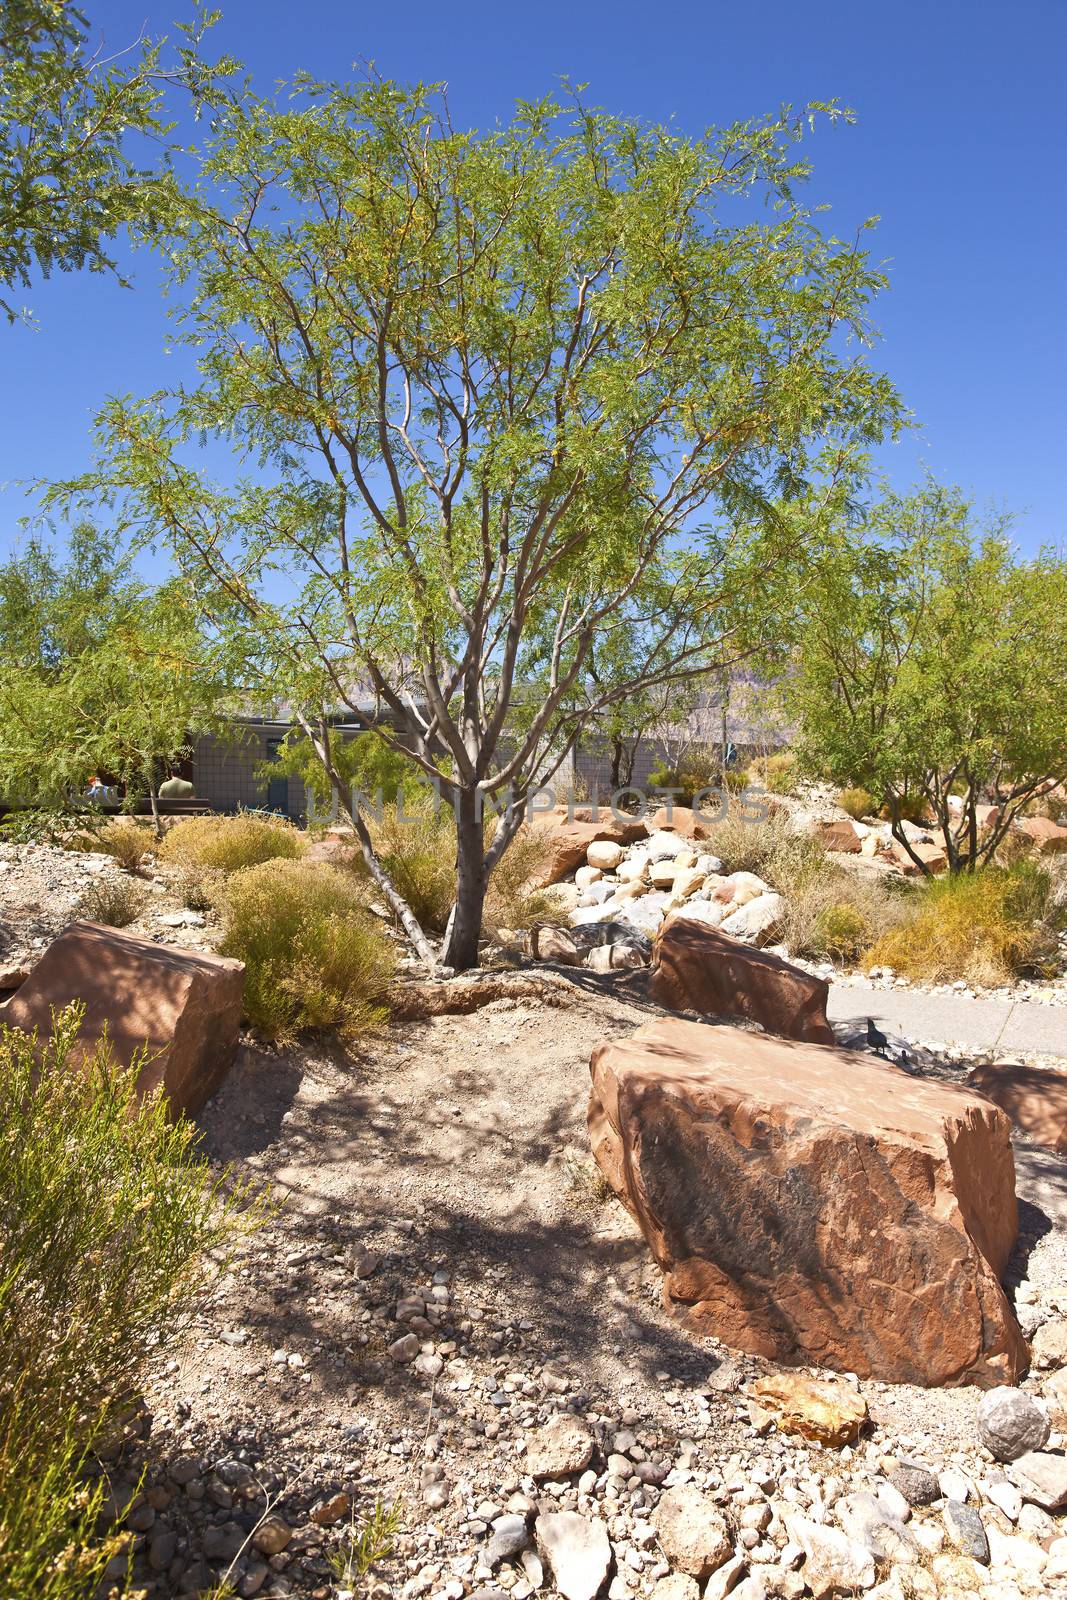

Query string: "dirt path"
[96, 970, 1067, 1600]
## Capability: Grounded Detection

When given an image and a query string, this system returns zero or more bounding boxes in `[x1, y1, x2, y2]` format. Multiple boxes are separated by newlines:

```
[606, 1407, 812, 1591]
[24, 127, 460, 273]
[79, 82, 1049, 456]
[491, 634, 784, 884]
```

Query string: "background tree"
[0, 525, 226, 828]
[0, 0, 230, 321]
[783, 481, 1067, 872]
[58, 77, 900, 968]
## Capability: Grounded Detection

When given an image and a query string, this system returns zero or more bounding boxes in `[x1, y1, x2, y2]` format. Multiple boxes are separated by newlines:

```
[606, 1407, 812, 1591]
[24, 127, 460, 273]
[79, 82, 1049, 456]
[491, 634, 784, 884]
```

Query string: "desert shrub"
[837, 786, 874, 821]
[92, 818, 154, 870]
[867, 861, 1055, 986]
[708, 810, 828, 893]
[159, 811, 303, 875]
[77, 874, 148, 927]
[648, 753, 721, 807]
[220, 859, 396, 1041]
[761, 752, 798, 796]
[0, 1008, 244, 1600]
[780, 868, 911, 966]
[373, 800, 456, 934]
[372, 799, 555, 936]
[878, 792, 930, 825]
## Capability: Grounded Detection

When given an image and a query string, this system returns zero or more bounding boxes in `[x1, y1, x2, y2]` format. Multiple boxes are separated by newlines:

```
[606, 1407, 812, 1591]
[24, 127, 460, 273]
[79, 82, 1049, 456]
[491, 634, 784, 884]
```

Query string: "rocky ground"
[82, 977, 1067, 1600]
[3, 837, 1067, 1600]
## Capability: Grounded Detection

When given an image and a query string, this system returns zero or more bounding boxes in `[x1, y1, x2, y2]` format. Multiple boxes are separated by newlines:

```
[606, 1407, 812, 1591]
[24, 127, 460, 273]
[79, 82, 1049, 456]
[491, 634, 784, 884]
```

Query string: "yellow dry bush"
[836, 786, 874, 821]
[219, 859, 396, 1042]
[159, 811, 304, 875]
[867, 862, 1053, 986]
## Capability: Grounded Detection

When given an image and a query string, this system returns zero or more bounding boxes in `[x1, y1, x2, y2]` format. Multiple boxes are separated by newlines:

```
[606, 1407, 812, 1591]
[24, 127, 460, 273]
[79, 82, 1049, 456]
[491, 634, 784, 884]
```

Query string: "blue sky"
[3, 0, 1065, 557]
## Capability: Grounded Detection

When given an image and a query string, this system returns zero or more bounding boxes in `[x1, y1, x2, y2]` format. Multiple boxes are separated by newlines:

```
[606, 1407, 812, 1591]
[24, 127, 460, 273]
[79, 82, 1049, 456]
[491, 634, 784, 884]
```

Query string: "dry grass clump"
[867, 861, 1057, 986]
[708, 810, 828, 891]
[77, 874, 148, 928]
[782, 871, 911, 966]
[219, 859, 396, 1042]
[759, 751, 798, 796]
[0, 1007, 245, 1600]
[371, 799, 555, 937]
[94, 818, 154, 870]
[159, 811, 304, 875]
[837, 786, 875, 821]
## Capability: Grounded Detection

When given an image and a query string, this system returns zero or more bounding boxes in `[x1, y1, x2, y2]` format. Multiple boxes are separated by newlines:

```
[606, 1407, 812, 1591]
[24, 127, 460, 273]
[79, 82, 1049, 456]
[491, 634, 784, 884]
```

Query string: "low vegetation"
[0, 1008, 246, 1600]
[159, 812, 305, 909]
[869, 860, 1063, 987]
[76, 874, 148, 928]
[836, 786, 874, 821]
[371, 800, 555, 938]
[219, 860, 397, 1042]
[160, 811, 304, 875]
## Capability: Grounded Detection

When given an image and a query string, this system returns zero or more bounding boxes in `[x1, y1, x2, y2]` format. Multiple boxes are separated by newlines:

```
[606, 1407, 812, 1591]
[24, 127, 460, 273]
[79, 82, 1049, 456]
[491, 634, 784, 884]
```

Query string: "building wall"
[191, 729, 306, 819]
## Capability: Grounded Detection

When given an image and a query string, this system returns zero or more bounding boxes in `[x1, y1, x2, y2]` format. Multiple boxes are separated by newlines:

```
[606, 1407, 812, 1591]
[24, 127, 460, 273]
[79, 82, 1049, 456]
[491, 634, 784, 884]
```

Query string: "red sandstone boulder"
[644, 805, 714, 840]
[651, 920, 834, 1045]
[970, 1061, 1067, 1155]
[891, 837, 949, 875]
[815, 819, 862, 853]
[1018, 816, 1067, 855]
[3, 920, 244, 1118]
[588, 1018, 1027, 1386]
[528, 806, 647, 886]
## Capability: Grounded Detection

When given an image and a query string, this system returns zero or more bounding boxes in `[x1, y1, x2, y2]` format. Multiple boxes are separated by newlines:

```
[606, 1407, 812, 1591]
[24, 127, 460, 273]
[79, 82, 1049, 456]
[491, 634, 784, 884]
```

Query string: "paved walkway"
[827, 982, 1067, 1059]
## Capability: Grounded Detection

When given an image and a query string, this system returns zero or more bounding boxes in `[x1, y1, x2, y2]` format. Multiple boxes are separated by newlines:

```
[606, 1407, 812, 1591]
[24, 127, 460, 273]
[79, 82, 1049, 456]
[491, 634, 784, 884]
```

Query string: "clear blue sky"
[3, 0, 1065, 556]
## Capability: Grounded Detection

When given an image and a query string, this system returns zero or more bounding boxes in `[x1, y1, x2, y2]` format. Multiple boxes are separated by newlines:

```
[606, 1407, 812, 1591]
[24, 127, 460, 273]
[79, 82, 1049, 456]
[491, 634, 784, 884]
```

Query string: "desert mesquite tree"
[58, 76, 900, 968]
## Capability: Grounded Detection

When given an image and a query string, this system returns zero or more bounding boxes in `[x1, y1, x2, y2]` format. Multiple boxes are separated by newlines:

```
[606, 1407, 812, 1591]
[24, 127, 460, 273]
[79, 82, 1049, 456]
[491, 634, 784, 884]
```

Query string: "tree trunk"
[442, 789, 489, 972]
[148, 784, 162, 838]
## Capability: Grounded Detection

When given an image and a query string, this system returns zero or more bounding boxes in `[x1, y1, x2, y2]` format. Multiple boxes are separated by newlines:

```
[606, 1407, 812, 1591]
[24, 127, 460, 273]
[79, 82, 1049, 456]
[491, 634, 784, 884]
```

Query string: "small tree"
[57, 77, 899, 967]
[0, 1, 234, 322]
[0, 525, 225, 829]
[784, 482, 1067, 872]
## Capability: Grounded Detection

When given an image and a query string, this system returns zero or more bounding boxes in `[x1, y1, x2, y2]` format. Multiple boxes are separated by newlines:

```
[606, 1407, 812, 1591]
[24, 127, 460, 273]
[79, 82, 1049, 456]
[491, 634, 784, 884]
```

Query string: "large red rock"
[651, 920, 834, 1045]
[528, 806, 647, 886]
[644, 805, 715, 840]
[1018, 816, 1067, 854]
[891, 837, 948, 875]
[588, 1018, 1027, 1386]
[970, 1061, 1067, 1155]
[815, 819, 862, 853]
[3, 920, 244, 1118]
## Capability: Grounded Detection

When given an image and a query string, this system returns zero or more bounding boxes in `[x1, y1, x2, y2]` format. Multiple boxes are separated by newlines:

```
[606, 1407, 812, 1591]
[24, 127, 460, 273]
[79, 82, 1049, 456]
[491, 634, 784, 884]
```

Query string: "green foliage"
[868, 861, 1057, 986]
[783, 481, 1067, 872]
[837, 786, 874, 820]
[219, 859, 396, 1041]
[0, 0, 233, 321]
[269, 729, 422, 817]
[0, 526, 226, 815]
[159, 810, 303, 874]
[648, 753, 723, 808]
[328, 1498, 403, 1590]
[0, 1005, 247, 1598]
[76, 872, 147, 926]
[56, 74, 900, 967]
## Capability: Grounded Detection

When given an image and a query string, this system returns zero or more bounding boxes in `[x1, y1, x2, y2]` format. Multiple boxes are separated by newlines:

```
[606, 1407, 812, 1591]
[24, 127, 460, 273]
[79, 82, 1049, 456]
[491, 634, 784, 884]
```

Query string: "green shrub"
[780, 868, 911, 966]
[159, 811, 304, 875]
[867, 861, 1055, 986]
[811, 902, 871, 963]
[0, 1007, 245, 1600]
[220, 859, 396, 1041]
[648, 754, 722, 807]
[837, 786, 874, 821]
[77, 874, 148, 927]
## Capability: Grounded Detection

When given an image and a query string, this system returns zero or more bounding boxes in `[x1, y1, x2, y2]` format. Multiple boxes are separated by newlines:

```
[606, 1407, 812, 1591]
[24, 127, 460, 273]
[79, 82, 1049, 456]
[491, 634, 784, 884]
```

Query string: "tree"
[783, 482, 1067, 872]
[0, 525, 226, 828]
[0, 0, 230, 321]
[57, 76, 900, 968]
